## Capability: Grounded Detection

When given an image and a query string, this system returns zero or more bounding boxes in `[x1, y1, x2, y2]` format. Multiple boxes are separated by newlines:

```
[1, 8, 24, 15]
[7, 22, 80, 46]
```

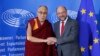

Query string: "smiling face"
[37, 6, 48, 22]
[56, 6, 67, 21]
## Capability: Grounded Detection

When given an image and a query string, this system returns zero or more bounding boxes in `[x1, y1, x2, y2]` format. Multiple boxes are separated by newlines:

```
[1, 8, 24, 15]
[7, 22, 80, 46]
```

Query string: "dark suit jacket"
[54, 17, 81, 56]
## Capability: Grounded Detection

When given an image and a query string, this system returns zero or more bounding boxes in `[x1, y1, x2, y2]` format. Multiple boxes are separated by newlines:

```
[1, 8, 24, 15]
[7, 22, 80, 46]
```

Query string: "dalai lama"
[25, 6, 57, 56]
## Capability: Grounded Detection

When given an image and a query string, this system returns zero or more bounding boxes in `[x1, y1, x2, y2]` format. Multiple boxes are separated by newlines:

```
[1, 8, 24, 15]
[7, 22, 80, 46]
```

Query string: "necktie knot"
[62, 21, 64, 23]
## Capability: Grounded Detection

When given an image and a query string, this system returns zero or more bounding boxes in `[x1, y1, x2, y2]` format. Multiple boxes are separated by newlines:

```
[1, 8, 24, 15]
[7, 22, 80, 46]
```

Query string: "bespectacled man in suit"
[47, 6, 81, 56]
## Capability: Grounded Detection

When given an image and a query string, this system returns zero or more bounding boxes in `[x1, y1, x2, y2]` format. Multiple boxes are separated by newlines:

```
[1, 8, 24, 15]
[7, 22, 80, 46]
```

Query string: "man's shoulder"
[67, 17, 78, 26]
[68, 17, 77, 22]
[54, 21, 59, 26]
[28, 18, 35, 22]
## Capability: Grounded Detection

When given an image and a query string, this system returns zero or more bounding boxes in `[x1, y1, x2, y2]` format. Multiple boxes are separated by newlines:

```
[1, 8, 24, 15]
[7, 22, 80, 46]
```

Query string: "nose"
[41, 14, 45, 17]
[60, 14, 64, 17]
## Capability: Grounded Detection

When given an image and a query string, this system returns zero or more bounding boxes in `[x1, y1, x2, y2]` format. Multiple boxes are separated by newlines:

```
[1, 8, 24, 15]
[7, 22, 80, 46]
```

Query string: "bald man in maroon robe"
[25, 6, 57, 56]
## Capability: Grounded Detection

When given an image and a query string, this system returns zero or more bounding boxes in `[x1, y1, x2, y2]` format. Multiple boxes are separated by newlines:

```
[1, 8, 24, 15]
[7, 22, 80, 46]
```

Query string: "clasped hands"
[45, 37, 57, 45]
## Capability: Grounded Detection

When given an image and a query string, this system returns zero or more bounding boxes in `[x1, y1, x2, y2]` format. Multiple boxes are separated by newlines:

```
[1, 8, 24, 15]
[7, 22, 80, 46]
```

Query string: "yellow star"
[89, 11, 94, 17]
[89, 45, 92, 50]
[81, 47, 85, 52]
[81, 9, 86, 14]
[93, 38, 99, 44]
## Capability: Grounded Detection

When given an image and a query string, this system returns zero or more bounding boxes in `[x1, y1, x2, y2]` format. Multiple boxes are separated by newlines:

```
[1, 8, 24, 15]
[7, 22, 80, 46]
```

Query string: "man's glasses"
[38, 11, 47, 15]
[57, 11, 66, 15]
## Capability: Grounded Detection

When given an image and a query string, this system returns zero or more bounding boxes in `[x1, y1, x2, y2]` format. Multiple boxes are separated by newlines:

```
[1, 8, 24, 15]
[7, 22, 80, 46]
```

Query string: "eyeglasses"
[57, 11, 66, 15]
[38, 11, 47, 15]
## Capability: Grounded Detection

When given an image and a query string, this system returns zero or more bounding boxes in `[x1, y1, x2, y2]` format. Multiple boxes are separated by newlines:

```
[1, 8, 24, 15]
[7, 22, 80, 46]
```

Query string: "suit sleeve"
[57, 20, 79, 44]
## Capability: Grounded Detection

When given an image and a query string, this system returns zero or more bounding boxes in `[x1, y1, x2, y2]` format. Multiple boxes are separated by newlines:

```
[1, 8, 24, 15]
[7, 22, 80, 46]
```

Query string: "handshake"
[45, 37, 57, 45]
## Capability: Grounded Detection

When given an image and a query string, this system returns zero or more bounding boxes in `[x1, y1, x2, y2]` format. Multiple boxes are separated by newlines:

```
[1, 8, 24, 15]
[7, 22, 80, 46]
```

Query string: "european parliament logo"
[1, 8, 34, 28]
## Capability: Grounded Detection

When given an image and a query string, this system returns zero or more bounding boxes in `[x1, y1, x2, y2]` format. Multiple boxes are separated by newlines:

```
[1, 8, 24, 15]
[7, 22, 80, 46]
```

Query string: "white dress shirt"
[60, 17, 68, 35]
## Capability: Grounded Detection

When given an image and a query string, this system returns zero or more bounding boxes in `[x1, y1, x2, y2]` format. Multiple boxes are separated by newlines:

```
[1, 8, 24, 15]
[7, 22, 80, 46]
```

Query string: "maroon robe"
[25, 17, 57, 56]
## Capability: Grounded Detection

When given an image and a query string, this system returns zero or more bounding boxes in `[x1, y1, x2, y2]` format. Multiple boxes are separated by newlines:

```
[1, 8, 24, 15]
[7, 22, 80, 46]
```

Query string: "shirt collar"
[60, 17, 68, 24]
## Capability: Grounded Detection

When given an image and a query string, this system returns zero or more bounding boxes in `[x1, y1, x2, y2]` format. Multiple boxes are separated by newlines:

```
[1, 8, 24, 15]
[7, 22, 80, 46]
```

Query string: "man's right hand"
[46, 37, 57, 45]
